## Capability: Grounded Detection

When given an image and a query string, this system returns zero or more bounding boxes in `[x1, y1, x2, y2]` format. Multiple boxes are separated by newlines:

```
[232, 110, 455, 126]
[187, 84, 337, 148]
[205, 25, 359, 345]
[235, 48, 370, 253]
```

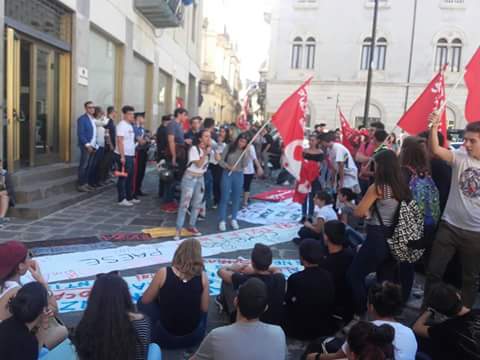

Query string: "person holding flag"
[424, 113, 480, 309]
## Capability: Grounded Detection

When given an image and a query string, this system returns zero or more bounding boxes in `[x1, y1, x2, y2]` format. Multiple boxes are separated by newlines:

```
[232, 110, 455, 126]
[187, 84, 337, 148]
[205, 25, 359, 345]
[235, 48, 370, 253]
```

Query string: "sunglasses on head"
[96, 270, 120, 279]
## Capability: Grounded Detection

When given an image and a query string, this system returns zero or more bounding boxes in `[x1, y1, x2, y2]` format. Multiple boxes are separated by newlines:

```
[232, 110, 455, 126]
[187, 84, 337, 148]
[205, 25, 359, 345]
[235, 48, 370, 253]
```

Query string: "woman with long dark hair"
[138, 239, 209, 349]
[301, 134, 324, 221]
[74, 273, 152, 360]
[218, 133, 250, 231]
[348, 150, 412, 316]
[400, 136, 440, 267]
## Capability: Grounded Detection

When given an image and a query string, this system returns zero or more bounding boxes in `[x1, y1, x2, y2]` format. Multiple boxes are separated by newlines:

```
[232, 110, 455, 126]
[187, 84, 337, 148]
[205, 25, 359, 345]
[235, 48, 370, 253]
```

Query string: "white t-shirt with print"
[187, 146, 209, 175]
[314, 204, 338, 222]
[115, 120, 136, 156]
[244, 146, 258, 175]
[329, 142, 359, 189]
[442, 149, 480, 232]
[342, 320, 417, 360]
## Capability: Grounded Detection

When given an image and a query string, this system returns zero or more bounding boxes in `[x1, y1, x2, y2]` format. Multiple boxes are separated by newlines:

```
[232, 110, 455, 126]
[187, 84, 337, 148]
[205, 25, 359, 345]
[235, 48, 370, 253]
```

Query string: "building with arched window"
[265, 0, 479, 131]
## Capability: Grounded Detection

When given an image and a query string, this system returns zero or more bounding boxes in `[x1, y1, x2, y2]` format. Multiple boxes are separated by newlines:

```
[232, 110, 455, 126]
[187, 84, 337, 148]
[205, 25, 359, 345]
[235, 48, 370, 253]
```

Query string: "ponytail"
[347, 321, 395, 360]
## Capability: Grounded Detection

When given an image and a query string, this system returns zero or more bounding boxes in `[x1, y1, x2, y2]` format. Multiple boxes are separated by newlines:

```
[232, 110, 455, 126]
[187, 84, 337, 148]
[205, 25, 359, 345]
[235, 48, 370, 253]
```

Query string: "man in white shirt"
[319, 131, 359, 193]
[114, 105, 139, 206]
[424, 114, 480, 308]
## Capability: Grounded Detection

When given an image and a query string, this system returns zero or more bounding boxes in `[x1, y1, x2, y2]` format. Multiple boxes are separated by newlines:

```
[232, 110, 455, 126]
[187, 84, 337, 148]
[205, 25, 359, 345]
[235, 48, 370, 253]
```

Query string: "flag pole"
[228, 77, 313, 176]
[438, 69, 466, 114]
[227, 119, 272, 176]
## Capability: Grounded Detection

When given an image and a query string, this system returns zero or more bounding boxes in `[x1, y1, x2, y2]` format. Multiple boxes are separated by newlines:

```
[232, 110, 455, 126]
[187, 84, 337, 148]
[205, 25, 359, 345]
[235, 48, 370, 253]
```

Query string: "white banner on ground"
[28, 223, 300, 283]
[51, 258, 303, 314]
[237, 199, 302, 225]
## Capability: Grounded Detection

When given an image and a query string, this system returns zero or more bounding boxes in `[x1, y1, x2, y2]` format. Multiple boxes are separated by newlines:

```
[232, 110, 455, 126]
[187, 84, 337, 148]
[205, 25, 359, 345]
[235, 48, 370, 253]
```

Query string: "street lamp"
[363, 0, 379, 128]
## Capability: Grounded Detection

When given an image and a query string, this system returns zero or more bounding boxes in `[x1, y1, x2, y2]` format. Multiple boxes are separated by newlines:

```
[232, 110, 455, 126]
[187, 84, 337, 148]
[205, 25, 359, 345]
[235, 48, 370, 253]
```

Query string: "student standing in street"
[175, 129, 212, 240]
[424, 114, 480, 309]
[114, 106, 139, 207]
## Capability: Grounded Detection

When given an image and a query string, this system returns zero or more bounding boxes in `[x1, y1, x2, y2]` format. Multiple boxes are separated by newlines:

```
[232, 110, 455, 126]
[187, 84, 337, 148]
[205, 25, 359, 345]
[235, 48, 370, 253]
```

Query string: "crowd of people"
[0, 101, 479, 360]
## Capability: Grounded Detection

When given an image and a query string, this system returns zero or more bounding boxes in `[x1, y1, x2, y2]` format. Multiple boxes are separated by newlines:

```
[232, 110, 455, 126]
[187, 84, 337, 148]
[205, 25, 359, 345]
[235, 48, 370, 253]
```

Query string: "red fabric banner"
[252, 189, 294, 202]
[271, 78, 312, 180]
[397, 68, 447, 139]
[293, 160, 320, 204]
[339, 110, 359, 154]
[465, 47, 480, 123]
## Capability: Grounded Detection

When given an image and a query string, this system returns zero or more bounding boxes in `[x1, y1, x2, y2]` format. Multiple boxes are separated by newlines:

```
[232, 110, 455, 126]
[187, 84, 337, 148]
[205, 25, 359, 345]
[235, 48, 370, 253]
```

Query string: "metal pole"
[334, 94, 340, 129]
[404, 0, 418, 113]
[362, 0, 379, 128]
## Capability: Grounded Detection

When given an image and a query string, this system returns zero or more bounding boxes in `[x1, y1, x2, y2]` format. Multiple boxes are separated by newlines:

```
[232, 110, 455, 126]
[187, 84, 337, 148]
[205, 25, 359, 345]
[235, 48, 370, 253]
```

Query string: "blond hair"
[172, 239, 204, 279]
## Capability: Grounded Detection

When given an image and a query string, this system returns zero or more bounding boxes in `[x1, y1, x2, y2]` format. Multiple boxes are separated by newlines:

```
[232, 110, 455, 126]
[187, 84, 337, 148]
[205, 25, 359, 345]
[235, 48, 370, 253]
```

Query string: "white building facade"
[266, 0, 480, 131]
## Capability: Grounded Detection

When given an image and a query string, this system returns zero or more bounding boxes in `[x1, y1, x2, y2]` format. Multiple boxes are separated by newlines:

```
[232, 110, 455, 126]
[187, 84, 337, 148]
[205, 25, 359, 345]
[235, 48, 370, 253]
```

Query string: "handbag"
[374, 200, 425, 264]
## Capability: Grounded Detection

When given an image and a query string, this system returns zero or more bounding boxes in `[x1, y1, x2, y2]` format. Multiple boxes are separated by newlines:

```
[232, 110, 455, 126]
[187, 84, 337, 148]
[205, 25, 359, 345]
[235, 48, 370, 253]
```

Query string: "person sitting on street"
[217, 243, 286, 326]
[294, 191, 338, 245]
[284, 239, 336, 340]
[413, 283, 480, 360]
[0, 241, 68, 349]
[318, 220, 355, 323]
[0, 282, 49, 360]
[305, 281, 417, 360]
[74, 272, 158, 360]
[138, 239, 209, 349]
[191, 278, 286, 360]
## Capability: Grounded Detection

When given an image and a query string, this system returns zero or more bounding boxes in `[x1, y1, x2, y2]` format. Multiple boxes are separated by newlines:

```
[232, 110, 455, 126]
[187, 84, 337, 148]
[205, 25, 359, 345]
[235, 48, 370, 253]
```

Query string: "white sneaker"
[118, 199, 134, 207]
[231, 220, 239, 230]
[219, 221, 227, 232]
[130, 198, 141, 204]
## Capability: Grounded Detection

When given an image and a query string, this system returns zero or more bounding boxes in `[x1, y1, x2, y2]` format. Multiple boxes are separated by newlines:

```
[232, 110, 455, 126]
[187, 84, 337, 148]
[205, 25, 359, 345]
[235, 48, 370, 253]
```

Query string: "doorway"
[4, 27, 70, 171]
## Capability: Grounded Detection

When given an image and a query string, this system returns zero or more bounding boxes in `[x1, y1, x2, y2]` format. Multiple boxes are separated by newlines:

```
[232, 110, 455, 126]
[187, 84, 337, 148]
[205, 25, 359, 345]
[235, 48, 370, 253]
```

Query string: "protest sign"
[237, 199, 302, 225]
[52, 258, 302, 314]
[29, 223, 299, 283]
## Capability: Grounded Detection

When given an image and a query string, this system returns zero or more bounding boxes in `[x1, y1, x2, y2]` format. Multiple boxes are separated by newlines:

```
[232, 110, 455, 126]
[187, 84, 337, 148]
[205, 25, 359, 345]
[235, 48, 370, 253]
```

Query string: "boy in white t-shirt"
[293, 191, 338, 245]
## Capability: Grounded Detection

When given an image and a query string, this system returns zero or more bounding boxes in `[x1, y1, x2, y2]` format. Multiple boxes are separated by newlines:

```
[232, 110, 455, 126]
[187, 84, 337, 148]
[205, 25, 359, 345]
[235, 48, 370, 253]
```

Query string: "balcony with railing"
[134, 0, 184, 28]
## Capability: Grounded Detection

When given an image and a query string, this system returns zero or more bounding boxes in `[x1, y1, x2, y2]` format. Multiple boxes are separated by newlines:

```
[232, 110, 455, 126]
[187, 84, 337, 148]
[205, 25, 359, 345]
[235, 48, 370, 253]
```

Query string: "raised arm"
[429, 112, 453, 164]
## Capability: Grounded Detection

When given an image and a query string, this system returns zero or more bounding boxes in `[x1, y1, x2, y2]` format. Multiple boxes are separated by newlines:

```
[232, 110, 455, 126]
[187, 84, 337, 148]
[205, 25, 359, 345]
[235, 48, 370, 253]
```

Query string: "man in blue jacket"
[77, 101, 97, 192]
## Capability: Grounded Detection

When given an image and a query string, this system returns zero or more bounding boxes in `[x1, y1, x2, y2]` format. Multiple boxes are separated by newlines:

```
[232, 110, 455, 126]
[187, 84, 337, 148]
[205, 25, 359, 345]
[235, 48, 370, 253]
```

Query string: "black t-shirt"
[232, 272, 285, 326]
[0, 317, 39, 360]
[430, 158, 452, 213]
[318, 248, 355, 316]
[262, 134, 274, 152]
[285, 267, 335, 340]
[428, 309, 480, 360]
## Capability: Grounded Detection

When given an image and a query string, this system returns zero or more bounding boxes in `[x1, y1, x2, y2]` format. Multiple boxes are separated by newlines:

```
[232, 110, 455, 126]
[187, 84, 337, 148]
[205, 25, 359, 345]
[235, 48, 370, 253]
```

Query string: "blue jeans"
[137, 298, 207, 350]
[176, 173, 204, 230]
[114, 154, 134, 202]
[345, 225, 366, 247]
[204, 168, 213, 208]
[78, 146, 95, 186]
[347, 225, 415, 314]
[218, 170, 244, 222]
[88, 146, 104, 186]
[302, 179, 321, 218]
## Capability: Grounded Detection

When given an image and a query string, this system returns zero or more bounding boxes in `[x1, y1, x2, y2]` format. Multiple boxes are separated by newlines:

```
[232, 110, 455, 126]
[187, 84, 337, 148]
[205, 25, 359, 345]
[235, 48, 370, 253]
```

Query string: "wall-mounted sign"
[78, 67, 88, 86]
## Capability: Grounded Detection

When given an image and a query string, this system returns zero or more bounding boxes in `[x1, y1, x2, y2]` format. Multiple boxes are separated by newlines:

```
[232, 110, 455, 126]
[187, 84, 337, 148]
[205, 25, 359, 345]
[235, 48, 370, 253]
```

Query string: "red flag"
[293, 160, 320, 204]
[465, 47, 480, 123]
[236, 97, 250, 131]
[272, 78, 312, 179]
[397, 68, 447, 139]
[339, 110, 358, 154]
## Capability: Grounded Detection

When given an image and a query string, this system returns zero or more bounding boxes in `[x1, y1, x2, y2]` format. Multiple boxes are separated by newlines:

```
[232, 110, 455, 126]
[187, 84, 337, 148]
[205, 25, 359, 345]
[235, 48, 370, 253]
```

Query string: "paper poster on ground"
[26, 223, 300, 283]
[237, 199, 302, 225]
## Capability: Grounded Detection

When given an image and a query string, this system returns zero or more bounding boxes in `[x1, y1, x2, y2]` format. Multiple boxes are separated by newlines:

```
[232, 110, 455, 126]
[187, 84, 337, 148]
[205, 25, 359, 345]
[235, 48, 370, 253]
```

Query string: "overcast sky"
[205, 0, 272, 82]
